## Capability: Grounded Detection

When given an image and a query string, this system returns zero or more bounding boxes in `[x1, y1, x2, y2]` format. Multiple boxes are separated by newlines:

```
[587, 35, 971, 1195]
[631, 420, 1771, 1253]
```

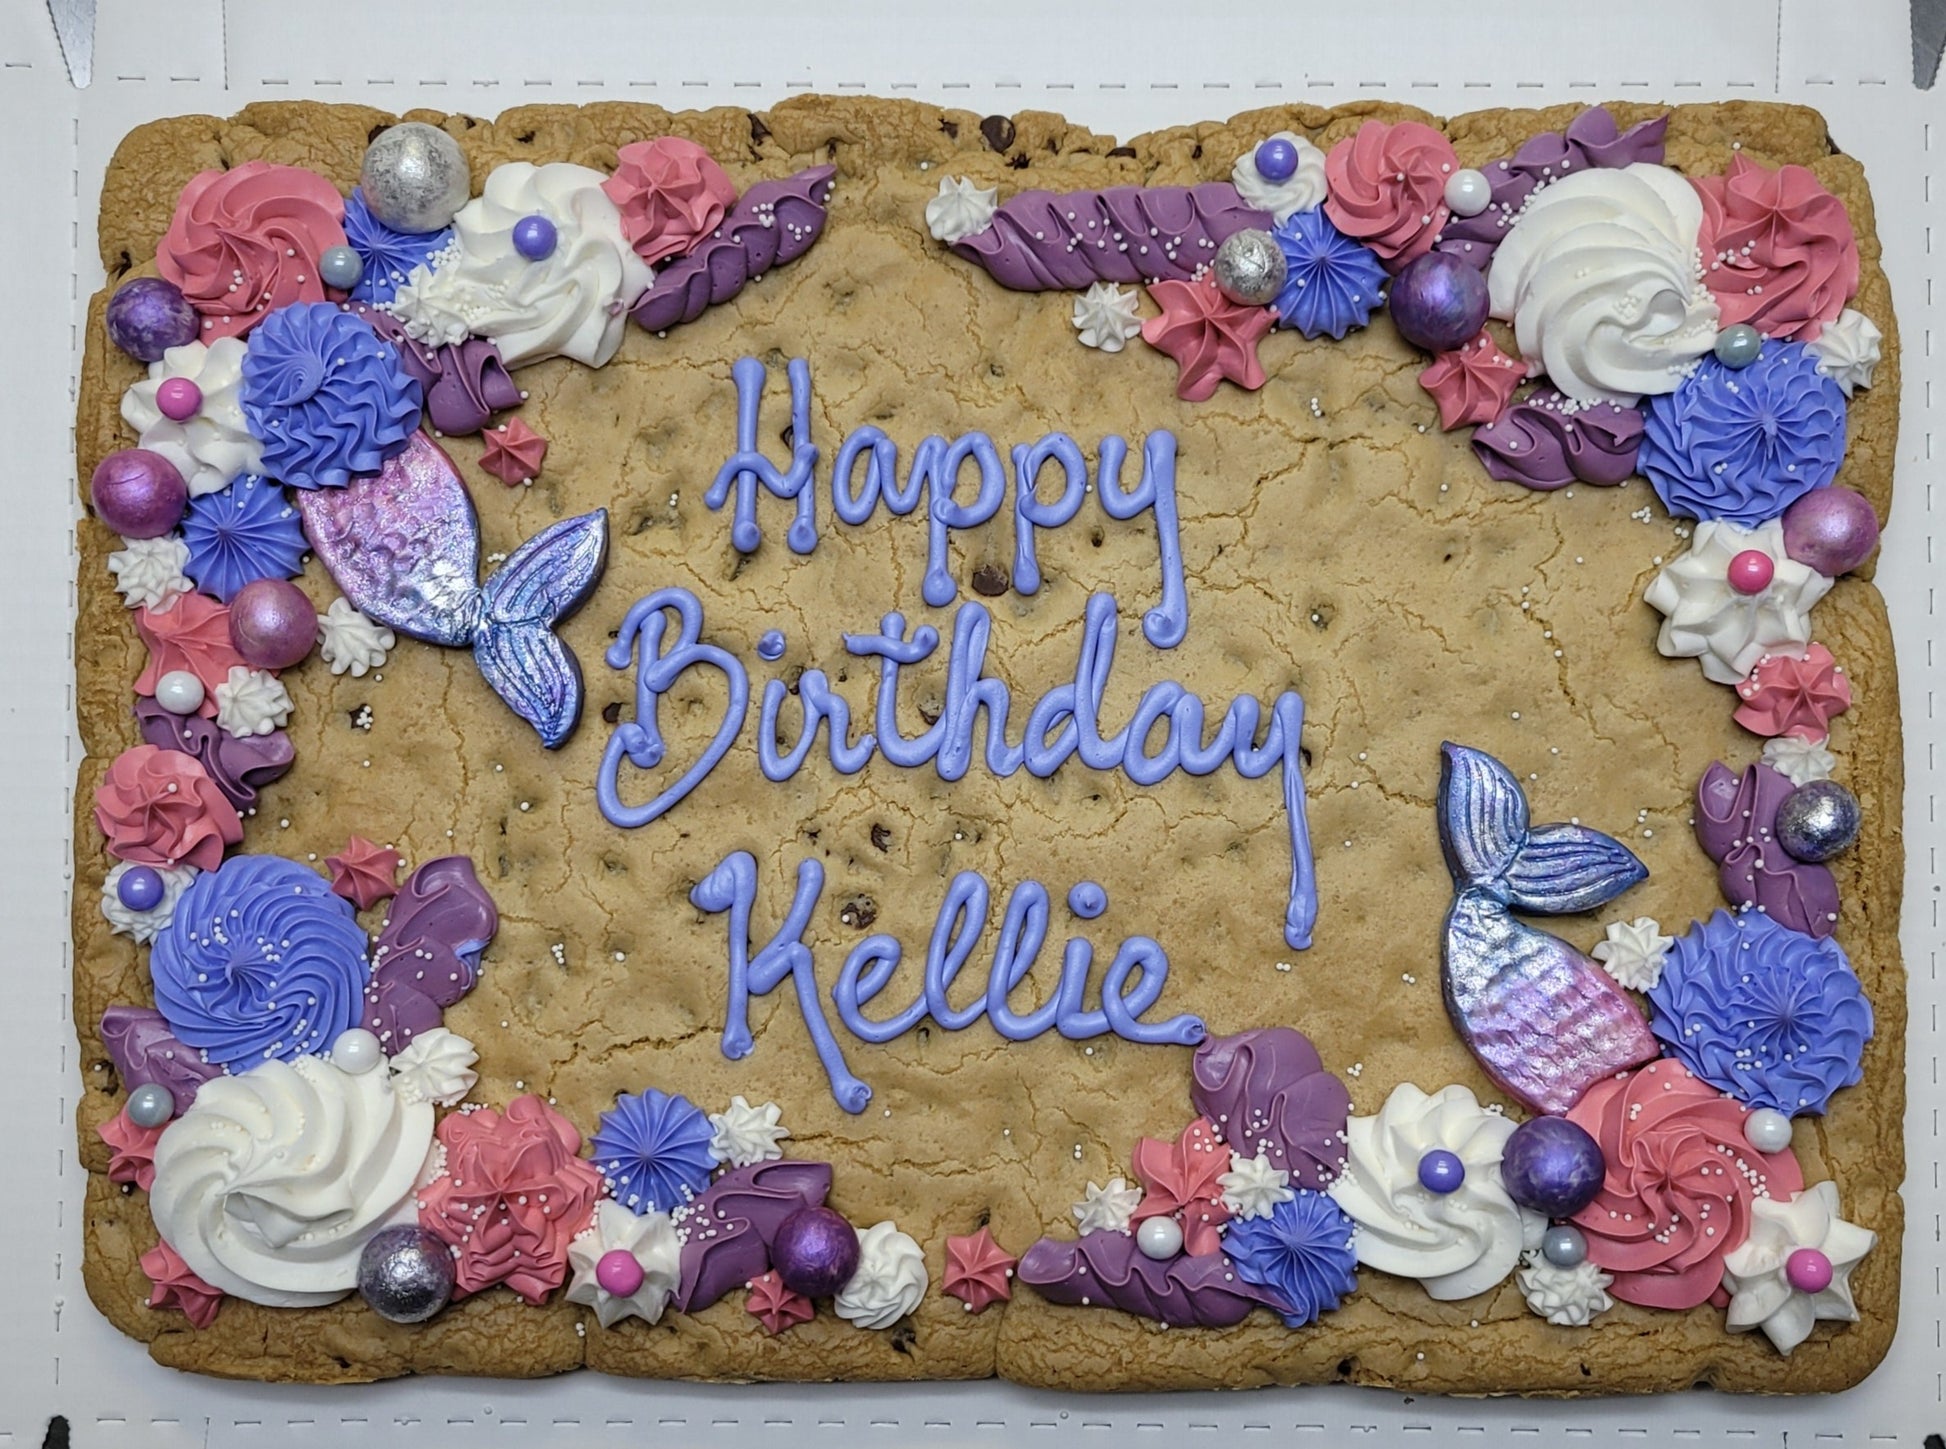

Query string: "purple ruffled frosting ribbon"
[1694, 761, 1840, 940]
[631, 165, 837, 334]
[673, 1160, 832, 1312]
[1471, 388, 1644, 491]
[951, 183, 1271, 291]
[135, 696, 294, 811]
[99, 1004, 222, 1106]
[1189, 1027, 1350, 1189]
[355, 303, 522, 437]
[363, 857, 499, 1052]
[1016, 1233, 1272, 1327]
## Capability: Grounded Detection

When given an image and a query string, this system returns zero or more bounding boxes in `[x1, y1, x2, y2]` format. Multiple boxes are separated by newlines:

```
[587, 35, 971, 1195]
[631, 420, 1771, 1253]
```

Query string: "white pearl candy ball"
[154, 669, 206, 715]
[1743, 1107, 1794, 1155]
[1444, 168, 1492, 218]
[1135, 1215, 1184, 1260]
[331, 1028, 384, 1075]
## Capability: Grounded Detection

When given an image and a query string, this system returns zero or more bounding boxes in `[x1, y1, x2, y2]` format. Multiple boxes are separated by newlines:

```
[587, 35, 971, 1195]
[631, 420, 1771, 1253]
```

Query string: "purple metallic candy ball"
[1389, 251, 1491, 355]
[229, 577, 316, 670]
[1501, 1114, 1605, 1218]
[513, 214, 558, 261]
[1781, 485, 1880, 578]
[1416, 1148, 1466, 1194]
[357, 1224, 455, 1324]
[771, 1205, 861, 1299]
[90, 448, 188, 539]
[117, 864, 166, 912]
[1254, 137, 1300, 184]
[105, 277, 200, 363]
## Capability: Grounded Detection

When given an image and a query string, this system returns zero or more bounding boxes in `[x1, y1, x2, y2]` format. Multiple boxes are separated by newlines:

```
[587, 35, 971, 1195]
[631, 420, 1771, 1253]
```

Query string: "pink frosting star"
[326, 835, 405, 910]
[478, 417, 549, 486]
[942, 1226, 1017, 1313]
[602, 138, 739, 267]
[1735, 644, 1852, 740]
[134, 592, 245, 714]
[141, 1239, 222, 1328]
[1130, 1117, 1234, 1256]
[1141, 278, 1274, 402]
[1419, 332, 1527, 430]
[100, 1107, 165, 1192]
[744, 1270, 815, 1334]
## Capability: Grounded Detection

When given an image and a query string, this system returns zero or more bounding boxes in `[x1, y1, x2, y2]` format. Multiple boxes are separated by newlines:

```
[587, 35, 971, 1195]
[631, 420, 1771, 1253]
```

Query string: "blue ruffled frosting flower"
[590, 1088, 716, 1214]
[180, 474, 308, 601]
[1639, 342, 1846, 527]
[1270, 211, 1389, 341]
[1647, 909, 1872, 1117]
[150, 855, 371, 1070]
[1221, 1188, 1358, 1327]
[342, 187, 454, 306]
[241, 301, 422, 489]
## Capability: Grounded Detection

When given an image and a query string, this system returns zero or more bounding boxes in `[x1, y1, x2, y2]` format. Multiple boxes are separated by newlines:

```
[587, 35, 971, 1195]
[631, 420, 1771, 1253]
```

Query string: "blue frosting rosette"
[1271, 211, 1388, 341]
[590, 1087, 717, 1214]
[1221, 1188, 1358, 1327]
[180, 474, 308, 601]
[149, 855, 372, 1069]
[1646, 909, 1872, 1116]
[241, 301, 423, 489]
[1639, 341, 1846, 526]
[342, 187, 453, 306]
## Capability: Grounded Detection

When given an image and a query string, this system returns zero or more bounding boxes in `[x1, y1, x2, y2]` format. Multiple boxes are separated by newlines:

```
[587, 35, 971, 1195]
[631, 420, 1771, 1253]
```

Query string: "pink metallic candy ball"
[229, 577, 316, 670]
[155, 376, 204, 422]
[1785, 1246, 1834, 1295]
[771, 1206, 860, 1299]
[1781, 485, 1880, 578]
[595, 1248, 645, 1298]
[90, 448, 188, 539]
[1726, 549, 1775, 596]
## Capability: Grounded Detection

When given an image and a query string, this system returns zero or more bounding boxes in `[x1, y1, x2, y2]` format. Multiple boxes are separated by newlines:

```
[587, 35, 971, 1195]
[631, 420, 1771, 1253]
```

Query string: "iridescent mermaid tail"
[1437, 742, 1659, 1114]
[296, 432, 608, 748]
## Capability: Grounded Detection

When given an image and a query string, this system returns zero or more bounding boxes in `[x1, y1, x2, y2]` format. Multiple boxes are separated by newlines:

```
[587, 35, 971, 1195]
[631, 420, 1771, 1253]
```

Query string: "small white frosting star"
[1517, 1252, 1614, 1327]
[1591, 916, 1674, 992]
[1071, 1177, 1143, 1235]
[1762, 733, 1837, 787]
[707, 1095, 789, 1167]
[1807, 308, 1882, 397]
[108, 535, 192, 611]
[1723, 1181, 1876, 1355]
[1218, 1151, 1294, 1221]
[1071, 281, 1144, 353]
[388, 1028, 479, 1107]
[1643, 519, 1831, 685]
[924, 176, 999, 245]
[213, 665, 292, 738]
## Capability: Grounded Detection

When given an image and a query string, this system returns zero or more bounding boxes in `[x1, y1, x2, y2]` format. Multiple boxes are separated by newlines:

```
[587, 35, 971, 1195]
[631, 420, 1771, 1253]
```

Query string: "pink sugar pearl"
[595, 1249, 645, 1297]
[1785, 1246, 1834, 1294]
[155, 376, 203, 422]
[1726, 549, 1775, 595]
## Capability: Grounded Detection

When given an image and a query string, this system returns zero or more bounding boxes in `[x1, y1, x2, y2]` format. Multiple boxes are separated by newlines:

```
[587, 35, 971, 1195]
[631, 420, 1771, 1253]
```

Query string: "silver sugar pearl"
[1212, 228, 1286, 308]
[360, 123, 471, 235]
[358, 1225, 455, 1324]
[126, 1082, 174, 1129]
[1444, 167, 1492, 218]
[1774, 780, 1861, 863]
[1540, 1224, 1587, 1268]
[1713, 323, 1764, 369]
[1743, 1107, 1794, 1155]
[319, 245, 365, 291]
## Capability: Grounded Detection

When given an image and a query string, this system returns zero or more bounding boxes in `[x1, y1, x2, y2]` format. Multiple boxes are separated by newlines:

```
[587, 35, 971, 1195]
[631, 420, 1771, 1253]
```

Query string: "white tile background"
[0, 1, 1936, 1443]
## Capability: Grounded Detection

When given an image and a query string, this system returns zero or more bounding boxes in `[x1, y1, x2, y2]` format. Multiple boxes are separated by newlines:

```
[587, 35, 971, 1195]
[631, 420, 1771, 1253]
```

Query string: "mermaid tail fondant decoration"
[296, 431, 607, 748]
[1437, 743, 1659, 1113]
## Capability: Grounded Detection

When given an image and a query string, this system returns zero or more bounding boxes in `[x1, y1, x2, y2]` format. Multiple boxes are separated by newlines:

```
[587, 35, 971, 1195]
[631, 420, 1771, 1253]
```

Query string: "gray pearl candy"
[1212, 228, 1287, 308]
[1775, 780, 1861, 863]
[125, 1082, 175, 1129]
[319, 245, 365, 291]
[357, 1224, 456, 1324]
[1713, 322, 1763, 369]
[360, 123, 471, 235]
[1541, 1224, 1588, 1268]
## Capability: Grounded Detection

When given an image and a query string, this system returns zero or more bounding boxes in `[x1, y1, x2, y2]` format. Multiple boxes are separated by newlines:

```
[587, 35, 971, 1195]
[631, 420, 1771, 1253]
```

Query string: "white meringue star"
[1591, 916, 1674, 991]
[1643, 520, 1831, 685]
[1723, 1181, 1875, 1355]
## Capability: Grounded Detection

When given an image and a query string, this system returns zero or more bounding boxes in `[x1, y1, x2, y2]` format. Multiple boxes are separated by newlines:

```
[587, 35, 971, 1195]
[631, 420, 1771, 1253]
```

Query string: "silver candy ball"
[1775, 780, 1861, 863]
[126, 1082, 175, 1129]
[1212, 228, 1287, 308]
[360, 123, 471, 235]
[1743, 1106, 1795, 1155]
[319, 245, 365, 291]
[1540, 1224, 1588, 1268]
[358, 1225, 455, 1324]
[1713, 323, 1764, 369]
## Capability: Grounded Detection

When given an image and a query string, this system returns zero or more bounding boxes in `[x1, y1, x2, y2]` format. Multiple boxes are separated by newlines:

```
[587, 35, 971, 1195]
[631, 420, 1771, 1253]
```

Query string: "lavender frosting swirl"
[354, 303, 522, 438]
[1695, 761, 1840, 940]
[99, 1004, 223, 1106]
[672, 1160, 832, 1312]
[1189, 1028, 1350, 1189]
[135, 696, 294, 812]
[1017, 1231, 1271, 1327]
[631, 165, 836, 334]
[1471, 388, 1644, 491]
[240, 301, 422, 489]
[364, 857, 498, 1053]
[950, 183, 1272, 292]
[1647, 909, 1871, 1116]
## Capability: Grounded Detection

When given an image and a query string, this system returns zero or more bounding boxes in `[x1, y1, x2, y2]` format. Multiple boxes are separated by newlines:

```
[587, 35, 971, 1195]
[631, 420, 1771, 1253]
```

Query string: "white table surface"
[0, 2, 1938, 1444]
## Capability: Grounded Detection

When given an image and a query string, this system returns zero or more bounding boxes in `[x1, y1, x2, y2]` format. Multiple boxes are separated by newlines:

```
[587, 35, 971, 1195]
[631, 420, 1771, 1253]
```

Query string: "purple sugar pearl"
[1781, 485, 1880, 578]
[90, 448, 188, 539]
[1500, 1114, 1604, 1218]
[106, 278, 199, 363]
[771, 1205, 860, 1299]
[1389, 251, 1491, 355]
[1254, 137, 1300, 184]
[513, 214, 558, 261]
[1417, 1148, 1466, 1194]
[229, 577, 316, 671]
[117, 865, 166, 912]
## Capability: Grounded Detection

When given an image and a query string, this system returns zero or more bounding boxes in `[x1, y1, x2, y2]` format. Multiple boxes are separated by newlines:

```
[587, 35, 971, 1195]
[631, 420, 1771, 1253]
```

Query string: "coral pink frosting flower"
[141, 1239, 222, 1327]
[1141, 278, 1275, 402]
[94, 744, 242, 870]
[1693, 155, 1859, 342]
[602, 138, 738, 266]
[1420, 332, 1528, 430]
[1324, 120, 1458, 271]
[156, 161, 348, 342]
[100, 1107, 165, 1191]
[942, 1227, 1017, 1313]
[1734, 644, 1852, 740]
[134, 592, 245, 711]
[1131, 1117, 1234, 1256]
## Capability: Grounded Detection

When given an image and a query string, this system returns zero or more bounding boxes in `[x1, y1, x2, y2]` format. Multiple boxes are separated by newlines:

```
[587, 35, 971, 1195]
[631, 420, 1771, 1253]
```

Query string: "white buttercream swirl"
[1231, 132, 1327, 223]
[1591, 916, 1673, 992]
[317, 597, 395, 677]
[389, 162, 652, 369]
[1762, 733, 1837, 786]
[149, 1052, 433, 1306]
[1517, 1252, 1615, 1326]
[706, 1094, 789, 1167]
[1072, 1176, 1142, 1235]
[1327, 1082, 1543, 1301]
[108, 535, 193, 611]
[1071, 281, 1144, 353]
[1723, 1180, 1875, 1355]
[120, 339, 264, 496]
[213, 665, 292, 738]
[101, 859, 197, 943]
[1807, 307, 1882, 397]
[1643, 519, 1831, 686]
[924, 176, 999, 244]
[835, 1220, 928, 1329]
[566, 1199, 682, 1328]
[1487, 163, 1720, 405]
[387, 1027, 478, 1107]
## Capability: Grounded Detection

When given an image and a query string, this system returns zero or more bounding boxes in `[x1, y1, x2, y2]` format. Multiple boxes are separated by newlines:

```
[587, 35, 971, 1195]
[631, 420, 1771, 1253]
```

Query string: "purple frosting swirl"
[1436, 108, 1669, 270]
[1640, 343, 1846, 526]
[949, 183, 1271, 292]
[1189, 1028, 1350, 1189]
[631, 165, 836, 334]
[1647, 909, 1871, 1116]
[1471, 388, 1644, 491]
[241, 301, 422, 489]
[354, 303, 522, 437]
[673, 1160, 832, 1312]
[135, 696, 294, 811]
[364, 857, 498, 1053]
[1017, 1232, 1271, 1327]
[1695, 762, 1840, 940]
[99, 1004, 223, 1106]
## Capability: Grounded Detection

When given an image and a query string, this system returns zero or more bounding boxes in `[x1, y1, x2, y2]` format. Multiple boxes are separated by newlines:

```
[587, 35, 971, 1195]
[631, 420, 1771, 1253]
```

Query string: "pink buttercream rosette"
[94, 744, 242, 871]
[1693, 154, 1859, 343]
[141, 1239, 222, 1327]
[1734, 644, 1851, 739]
[1324, 120, 1457, 272]
[100, 1108, 165, 1191]
[156, 160, 347, 342]
[602, 138, 739, 266]
[1129, 1117, 1233, 1256]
